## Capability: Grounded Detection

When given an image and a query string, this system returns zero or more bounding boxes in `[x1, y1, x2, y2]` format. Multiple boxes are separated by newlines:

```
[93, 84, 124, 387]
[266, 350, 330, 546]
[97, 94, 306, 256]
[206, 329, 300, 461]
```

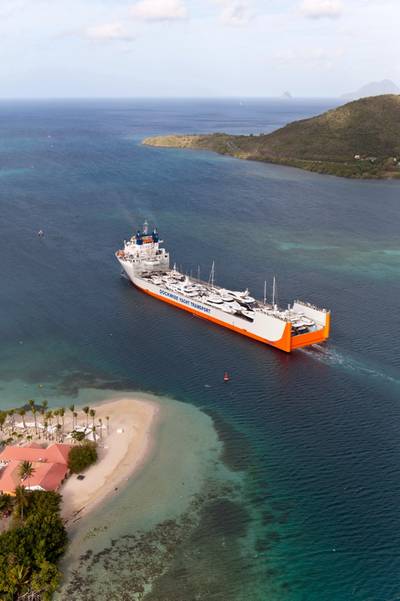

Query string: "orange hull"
[136, 284, 330, 353]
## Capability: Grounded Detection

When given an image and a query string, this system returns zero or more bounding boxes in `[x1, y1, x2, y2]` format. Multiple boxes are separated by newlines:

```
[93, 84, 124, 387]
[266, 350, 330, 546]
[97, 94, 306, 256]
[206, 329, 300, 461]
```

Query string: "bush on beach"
[68, 441, 98, 474]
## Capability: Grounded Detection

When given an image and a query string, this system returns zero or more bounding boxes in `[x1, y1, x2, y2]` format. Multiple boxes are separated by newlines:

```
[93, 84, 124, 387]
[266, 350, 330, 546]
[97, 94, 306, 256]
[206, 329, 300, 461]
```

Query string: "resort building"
[0, 442, 72, 495]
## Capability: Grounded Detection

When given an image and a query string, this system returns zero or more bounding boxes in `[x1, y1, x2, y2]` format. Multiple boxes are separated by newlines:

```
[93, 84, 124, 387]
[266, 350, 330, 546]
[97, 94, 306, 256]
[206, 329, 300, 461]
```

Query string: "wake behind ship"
[116, 222, 330, 353]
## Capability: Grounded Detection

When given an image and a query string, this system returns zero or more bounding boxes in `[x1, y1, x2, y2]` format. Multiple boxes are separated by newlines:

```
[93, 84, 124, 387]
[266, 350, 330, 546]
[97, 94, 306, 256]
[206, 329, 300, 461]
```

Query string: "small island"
[0, 396, 158, 599]
[143, 94, 400, 179]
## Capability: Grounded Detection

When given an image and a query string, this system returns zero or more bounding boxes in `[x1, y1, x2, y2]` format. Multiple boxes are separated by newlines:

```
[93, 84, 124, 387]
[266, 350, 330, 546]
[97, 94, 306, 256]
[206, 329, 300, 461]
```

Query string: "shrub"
[68, 441, 98, 474]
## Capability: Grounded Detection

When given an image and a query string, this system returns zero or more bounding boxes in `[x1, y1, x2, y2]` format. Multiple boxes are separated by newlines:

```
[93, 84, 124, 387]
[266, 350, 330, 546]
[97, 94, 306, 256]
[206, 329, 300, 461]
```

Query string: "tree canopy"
[0, 490, 67, 600]
[68, 441, 97, 474]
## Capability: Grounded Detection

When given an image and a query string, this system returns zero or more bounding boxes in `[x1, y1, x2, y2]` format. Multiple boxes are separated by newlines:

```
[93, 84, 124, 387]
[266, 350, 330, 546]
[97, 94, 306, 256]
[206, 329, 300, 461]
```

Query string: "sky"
[0, 0, 398, 98]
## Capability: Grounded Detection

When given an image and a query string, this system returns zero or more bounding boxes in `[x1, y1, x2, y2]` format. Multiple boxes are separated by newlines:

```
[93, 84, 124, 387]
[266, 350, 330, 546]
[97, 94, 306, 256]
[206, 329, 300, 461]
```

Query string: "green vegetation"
[68, 441, 98, 474]
[0, 490, 67, 600]
[0, 494, 13, 515]
[143, 94, 400, 179]
[0, 401, 108, 598]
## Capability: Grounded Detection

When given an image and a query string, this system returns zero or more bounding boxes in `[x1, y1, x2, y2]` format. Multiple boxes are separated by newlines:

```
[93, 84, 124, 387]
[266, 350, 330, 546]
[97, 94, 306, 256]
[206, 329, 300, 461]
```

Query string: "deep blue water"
[1, 98, 400, 600]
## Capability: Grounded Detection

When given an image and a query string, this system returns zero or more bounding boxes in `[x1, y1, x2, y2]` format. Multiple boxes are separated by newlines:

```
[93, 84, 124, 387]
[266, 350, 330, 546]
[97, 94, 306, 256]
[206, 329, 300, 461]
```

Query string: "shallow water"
[1, 98, 400, 600]
[55, 391, 241, 600]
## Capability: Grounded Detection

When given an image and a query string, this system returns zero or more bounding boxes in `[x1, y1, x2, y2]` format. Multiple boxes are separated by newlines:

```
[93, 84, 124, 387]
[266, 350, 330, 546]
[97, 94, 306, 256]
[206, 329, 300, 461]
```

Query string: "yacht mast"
[208, 261, 215, 288]
[263, 280, 267, 305]
[272, 276, 276, 308]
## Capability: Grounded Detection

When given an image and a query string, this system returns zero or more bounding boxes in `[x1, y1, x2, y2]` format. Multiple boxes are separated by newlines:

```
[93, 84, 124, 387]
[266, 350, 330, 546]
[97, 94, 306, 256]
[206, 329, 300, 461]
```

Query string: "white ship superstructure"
[116, 222, 330, 352]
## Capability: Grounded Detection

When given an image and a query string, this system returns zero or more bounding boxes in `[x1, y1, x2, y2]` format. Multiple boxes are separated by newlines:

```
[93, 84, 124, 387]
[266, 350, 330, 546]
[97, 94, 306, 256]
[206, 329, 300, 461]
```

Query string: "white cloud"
[300, 0, 343, 19]
[85, 22, 136, 42]
[130, 0, 188, 22]
[219, 1, 252, 26]
[210, 0, 253, 26]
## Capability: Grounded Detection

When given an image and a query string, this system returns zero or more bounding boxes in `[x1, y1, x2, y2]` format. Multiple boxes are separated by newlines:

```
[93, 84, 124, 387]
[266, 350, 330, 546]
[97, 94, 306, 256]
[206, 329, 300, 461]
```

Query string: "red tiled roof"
[27, 462, 68, 491]
[0, 443, 72, 466]
[0, 447, 51, 463]
[45, 443, 72, 465]
[0, 462, 20, 495]
[0, 443, 72, 494]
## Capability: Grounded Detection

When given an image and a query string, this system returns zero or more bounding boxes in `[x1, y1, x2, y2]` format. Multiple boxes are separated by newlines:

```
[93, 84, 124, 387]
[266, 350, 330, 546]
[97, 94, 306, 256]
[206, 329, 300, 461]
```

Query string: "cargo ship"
[116, 222, 330, 353]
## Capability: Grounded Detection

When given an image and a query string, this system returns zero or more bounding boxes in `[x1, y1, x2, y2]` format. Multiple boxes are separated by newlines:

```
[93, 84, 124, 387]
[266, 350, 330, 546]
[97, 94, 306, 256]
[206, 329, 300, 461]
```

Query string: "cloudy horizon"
[0, 0, 398, 98]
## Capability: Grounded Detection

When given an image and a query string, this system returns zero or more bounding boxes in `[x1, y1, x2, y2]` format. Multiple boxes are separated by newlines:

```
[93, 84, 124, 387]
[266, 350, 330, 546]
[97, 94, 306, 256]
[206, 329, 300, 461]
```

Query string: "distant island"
[143, 95, 400, 179]
[341, 79, 399, 100]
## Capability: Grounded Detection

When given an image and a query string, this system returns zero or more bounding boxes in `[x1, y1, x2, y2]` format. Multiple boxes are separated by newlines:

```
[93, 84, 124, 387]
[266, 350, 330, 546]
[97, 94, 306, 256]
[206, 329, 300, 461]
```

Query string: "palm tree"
[56, 423, 62, 442]
[32, 406, 38, 436]
[18, 460, 35, 490]
[98, 418, 103, 440]
[14, 485, 29, 521]
[92, 425, 97, 442]
[8, 564, 30, 596]
[71, 430, 85, 443]
[59, 407, 65, 434]
[73, 411, 78, 431]
[69, 403, 75, 430]
[106, 415, 110, 435]
[82, 406, 90, 429]
[54, 409, 60, 427]
[45, 411, 53, 439]
[8, 409, 15, 432]
[40, 400, 48, 431]
[19, 408, 26, 429]
[89, 408, 96, 429]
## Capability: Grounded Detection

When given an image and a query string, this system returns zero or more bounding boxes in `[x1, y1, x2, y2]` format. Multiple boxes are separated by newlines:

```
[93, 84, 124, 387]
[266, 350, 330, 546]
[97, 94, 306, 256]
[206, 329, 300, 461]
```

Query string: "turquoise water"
[1, 98, 400, 599]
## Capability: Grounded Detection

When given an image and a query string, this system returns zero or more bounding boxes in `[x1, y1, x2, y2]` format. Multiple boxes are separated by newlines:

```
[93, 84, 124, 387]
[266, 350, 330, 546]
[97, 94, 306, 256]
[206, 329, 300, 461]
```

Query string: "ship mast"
[272, 276, 277, 308]
[263, 280, 267, 305]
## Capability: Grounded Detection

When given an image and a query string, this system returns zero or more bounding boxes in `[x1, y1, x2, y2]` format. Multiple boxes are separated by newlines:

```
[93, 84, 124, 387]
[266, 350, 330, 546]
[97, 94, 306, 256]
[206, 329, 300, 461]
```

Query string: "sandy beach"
[60, 397, 159, 525]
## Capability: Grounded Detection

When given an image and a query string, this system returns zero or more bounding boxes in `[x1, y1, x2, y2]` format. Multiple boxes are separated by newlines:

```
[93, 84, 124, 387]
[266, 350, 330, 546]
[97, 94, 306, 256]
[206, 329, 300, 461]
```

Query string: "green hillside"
[143, 95, 400, 178]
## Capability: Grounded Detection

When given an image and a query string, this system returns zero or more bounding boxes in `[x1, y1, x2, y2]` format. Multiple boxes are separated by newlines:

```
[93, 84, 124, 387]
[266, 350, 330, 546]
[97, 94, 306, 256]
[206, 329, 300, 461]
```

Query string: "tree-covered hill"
[143, 95, 400, 178]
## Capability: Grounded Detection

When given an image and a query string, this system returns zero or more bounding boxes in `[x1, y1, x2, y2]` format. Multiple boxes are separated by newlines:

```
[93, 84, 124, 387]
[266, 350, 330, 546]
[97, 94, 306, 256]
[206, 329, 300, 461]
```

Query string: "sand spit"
[61, 397, 158, 525]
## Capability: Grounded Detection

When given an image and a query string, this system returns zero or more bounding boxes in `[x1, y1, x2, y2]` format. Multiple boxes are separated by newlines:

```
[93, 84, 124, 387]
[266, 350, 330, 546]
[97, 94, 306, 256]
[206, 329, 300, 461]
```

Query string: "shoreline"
[60, 396, 160, 527]
[142, 134, 400, 180]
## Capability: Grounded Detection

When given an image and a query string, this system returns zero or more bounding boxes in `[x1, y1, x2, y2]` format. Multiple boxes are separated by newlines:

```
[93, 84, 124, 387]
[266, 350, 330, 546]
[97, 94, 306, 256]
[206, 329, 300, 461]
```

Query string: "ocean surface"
[1, 98, 400, 600]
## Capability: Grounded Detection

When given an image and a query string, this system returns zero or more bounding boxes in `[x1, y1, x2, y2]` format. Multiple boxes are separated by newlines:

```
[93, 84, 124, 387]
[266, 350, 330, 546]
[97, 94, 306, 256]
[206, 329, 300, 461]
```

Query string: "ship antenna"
[263, 280, 267, 305]
[197, 265, 201, 281]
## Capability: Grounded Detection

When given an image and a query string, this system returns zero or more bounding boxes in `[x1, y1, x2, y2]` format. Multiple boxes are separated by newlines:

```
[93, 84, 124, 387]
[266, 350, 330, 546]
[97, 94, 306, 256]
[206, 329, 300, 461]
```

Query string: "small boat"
[37, 229, 44, 237]
[223, 371, 230, 382]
